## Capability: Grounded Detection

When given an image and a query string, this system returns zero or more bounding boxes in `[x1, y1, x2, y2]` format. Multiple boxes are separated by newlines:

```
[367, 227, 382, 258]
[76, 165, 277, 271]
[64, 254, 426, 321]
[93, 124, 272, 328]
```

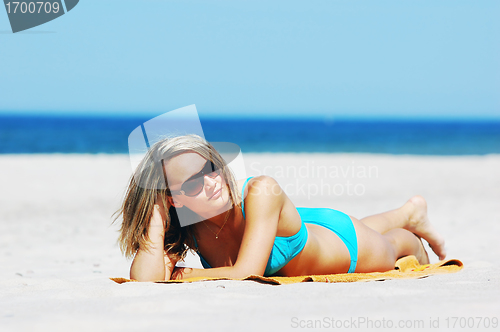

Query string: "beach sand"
[1, 153, 499, 331]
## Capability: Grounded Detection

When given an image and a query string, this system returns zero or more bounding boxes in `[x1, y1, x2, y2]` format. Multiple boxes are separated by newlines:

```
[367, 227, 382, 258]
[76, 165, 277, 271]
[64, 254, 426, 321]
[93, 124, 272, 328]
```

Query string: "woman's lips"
[209, 188, 222, 200]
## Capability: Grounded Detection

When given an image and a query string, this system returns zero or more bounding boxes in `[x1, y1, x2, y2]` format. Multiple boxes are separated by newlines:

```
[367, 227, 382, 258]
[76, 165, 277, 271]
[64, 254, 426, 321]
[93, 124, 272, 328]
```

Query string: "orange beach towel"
[111, 256, 463, 285]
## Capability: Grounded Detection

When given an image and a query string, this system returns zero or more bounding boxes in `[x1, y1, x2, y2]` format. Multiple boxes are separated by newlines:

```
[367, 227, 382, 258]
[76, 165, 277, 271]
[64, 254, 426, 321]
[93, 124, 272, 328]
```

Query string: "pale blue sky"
[0, 0, 499, 119]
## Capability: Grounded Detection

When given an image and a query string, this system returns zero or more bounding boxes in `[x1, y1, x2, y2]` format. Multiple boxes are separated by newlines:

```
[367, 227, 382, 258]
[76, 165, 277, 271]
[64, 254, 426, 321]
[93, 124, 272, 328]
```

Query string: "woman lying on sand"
[116, 135, 446, 281]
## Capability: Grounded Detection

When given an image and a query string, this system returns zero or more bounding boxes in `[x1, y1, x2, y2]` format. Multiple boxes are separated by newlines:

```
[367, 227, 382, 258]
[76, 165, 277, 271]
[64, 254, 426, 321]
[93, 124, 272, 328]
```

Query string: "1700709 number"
[5, 2, 60, 14]
[446, 317, 498, 329]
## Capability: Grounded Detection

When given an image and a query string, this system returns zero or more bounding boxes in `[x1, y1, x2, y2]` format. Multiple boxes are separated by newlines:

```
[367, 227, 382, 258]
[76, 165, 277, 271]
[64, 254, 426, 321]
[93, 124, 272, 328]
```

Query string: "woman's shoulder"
[237, 176, 281, 202]
[237, 176, 285, 224]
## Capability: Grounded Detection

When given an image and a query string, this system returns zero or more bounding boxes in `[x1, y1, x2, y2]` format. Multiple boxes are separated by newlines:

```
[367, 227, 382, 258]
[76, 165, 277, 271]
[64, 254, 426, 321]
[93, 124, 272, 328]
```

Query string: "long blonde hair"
[115, 134, 240, 261]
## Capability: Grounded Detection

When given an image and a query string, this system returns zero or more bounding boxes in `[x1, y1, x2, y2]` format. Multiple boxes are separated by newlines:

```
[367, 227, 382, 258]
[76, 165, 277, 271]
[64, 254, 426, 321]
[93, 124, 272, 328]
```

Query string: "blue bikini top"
[192, 177, 308, 276]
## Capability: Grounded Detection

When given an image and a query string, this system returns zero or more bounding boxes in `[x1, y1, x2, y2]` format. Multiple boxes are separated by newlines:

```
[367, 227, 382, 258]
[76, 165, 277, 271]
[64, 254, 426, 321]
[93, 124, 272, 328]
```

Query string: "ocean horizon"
[0, 114, 499, 155]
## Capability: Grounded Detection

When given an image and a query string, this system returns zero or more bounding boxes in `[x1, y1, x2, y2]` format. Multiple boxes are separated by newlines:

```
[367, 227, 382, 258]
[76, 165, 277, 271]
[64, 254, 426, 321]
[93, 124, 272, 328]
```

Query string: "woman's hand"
[130, 195, 175, 281]
[147, 196, 168, 241]
[170, 266, 193, 280]
[153, 194, 169, 229]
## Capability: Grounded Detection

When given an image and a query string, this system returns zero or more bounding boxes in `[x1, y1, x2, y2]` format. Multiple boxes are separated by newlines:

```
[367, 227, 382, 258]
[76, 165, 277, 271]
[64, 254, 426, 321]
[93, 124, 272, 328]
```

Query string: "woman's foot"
[404, 196, 447, 260]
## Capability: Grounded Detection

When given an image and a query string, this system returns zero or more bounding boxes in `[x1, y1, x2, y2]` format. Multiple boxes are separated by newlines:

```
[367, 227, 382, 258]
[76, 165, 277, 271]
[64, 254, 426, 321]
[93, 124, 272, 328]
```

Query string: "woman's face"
[163, 152, 231, 219]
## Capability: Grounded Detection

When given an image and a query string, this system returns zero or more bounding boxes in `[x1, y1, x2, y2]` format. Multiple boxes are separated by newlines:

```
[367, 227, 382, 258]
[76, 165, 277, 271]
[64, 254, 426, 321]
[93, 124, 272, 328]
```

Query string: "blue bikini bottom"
[296, 208, 358, 274]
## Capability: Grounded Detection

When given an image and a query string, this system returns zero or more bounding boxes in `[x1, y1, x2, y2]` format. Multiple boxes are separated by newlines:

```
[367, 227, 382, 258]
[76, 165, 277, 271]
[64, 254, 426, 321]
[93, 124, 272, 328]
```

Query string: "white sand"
[1, 153, 499, 331]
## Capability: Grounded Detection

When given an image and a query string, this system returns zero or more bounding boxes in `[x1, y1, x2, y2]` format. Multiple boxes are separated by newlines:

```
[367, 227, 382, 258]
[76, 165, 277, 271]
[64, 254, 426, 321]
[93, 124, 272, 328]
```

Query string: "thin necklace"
[202, 209, 231, 239]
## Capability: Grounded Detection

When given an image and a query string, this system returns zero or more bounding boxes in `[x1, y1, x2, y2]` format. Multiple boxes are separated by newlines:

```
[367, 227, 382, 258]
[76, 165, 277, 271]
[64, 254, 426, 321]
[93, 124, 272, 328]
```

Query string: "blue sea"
[0, 115, 499, 155]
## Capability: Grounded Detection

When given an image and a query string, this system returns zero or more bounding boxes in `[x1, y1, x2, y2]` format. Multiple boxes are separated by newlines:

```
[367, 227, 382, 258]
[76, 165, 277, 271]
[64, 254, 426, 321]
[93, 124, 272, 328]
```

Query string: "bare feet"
[404, 195, 447, 260]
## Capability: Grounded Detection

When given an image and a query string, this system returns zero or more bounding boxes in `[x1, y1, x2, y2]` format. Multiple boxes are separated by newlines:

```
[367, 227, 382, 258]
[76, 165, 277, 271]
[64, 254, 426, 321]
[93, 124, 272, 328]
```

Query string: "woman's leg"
[359, 201, 411, 233]
[357, 195, 446, 260]
[352, 217, 430, 272]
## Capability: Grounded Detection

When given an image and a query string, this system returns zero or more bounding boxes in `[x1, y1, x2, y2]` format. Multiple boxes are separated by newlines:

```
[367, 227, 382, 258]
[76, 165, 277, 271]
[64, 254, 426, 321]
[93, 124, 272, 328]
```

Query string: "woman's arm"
[170, 176, 284, 280]
[130, 204, 177, 281]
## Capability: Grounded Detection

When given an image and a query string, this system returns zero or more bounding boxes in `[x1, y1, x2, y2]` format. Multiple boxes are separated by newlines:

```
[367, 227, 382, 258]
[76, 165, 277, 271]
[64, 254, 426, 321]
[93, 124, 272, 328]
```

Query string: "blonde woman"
[116, 135, 446, 281]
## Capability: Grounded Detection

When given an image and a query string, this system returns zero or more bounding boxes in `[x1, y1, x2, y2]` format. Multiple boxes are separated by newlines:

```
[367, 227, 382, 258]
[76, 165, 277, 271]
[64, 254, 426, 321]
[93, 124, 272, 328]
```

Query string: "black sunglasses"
[168, 160, 221, 197]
